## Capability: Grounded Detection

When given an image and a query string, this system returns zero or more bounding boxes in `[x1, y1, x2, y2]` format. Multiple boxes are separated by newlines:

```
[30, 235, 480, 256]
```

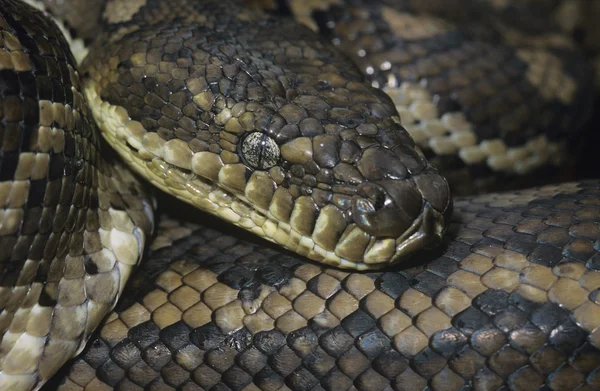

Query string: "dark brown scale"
[50, 181, 600, 391]
[80, 0, 451, 246]
[0, 1, 154, 389]
[8, 0, 597, 389]
[0, 0, 94, 289]
[478, 0, 600, 62]
[300, 0, 595, 194]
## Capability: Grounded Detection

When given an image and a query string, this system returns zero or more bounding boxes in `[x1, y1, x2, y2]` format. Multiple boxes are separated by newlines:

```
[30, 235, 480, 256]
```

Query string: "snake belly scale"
[0, 0, 598, 390]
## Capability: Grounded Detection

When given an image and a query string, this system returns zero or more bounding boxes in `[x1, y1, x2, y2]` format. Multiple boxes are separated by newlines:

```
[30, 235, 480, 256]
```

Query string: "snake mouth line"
[86, 82, 446, 270]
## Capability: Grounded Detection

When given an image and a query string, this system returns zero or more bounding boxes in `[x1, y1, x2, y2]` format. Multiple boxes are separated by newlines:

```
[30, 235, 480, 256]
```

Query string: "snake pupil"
[241, 132, 280, 170]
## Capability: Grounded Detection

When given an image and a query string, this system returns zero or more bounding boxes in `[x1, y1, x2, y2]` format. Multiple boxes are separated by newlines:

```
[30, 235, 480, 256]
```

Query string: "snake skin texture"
[52, 180, 600, 391]
[482, 0, 600, 89]
[281, 0, 595, 195]
[480, 0, 600, 58]
[0, 0, 598, 390]
[0, 1, 154, 389]
[72, 0, 454, 270]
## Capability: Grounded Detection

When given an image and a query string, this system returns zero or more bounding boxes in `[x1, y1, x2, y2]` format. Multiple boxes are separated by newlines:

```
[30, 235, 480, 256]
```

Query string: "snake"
[0, 0, 598, 390]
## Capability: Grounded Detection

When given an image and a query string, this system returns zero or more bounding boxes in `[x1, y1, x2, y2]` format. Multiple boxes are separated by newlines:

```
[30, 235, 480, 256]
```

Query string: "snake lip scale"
[0, 0, 599, 390]
[76, 0, 454, 270]
[85, 79, 450, 271]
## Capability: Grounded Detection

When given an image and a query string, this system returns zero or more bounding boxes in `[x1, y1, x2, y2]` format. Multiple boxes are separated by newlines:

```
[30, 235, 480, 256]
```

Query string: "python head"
[80, 0, 452, 270]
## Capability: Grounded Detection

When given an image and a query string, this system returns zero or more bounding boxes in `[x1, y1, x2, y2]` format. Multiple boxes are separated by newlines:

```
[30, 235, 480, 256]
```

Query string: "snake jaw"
[77, 2, 456, 271]
[86, 71, 452, 270]
[392, 202, 447, 263]
[346, 177, 450, 267]
[352, 181, 424, 239]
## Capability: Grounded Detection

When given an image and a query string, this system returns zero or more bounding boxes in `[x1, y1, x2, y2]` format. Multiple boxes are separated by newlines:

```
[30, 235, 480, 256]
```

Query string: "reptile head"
[81, 1, 452, 270]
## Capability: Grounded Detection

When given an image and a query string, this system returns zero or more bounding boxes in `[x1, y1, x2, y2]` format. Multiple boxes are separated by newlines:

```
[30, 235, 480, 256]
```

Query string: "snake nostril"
[352, 181, 423, 238]
[358, 183, 387, 211]
[372, 193, 385, 210]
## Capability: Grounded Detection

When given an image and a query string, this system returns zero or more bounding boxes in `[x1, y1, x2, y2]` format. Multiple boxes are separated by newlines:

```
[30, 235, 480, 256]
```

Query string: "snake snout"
[352, 181, 422, 238]
[350, 143, 452, 264]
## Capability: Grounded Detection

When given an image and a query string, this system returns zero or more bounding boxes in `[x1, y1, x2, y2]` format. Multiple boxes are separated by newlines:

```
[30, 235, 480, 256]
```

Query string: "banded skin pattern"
[481, 0, 600, 88]
[0, 1, 154, 390]
[76, 0, 453, 270]
[0, 0, 598, 390]
[56, 181, 600, 391]
[283, 0, 594, 194]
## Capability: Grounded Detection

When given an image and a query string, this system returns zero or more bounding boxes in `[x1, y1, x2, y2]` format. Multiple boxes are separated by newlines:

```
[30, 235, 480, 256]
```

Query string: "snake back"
[0, 0, 598, 390]
[0, 1, 154, 389]
[56, 181, 600, 391]
[282, 0, 595, 194]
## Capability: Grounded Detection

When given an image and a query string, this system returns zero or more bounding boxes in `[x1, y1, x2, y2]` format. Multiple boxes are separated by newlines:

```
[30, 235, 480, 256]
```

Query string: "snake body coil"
[61, 181, 600, 391]
[0, 1, 154, 389]
[0, 0, 598, 390]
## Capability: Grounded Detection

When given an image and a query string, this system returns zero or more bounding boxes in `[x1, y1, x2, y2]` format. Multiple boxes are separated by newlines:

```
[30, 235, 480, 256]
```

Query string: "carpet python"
[0, 0, 598, 390]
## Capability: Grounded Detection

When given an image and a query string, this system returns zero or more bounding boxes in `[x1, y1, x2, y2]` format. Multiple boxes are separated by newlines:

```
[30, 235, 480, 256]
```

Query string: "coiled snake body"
[0, 0, 598, 390]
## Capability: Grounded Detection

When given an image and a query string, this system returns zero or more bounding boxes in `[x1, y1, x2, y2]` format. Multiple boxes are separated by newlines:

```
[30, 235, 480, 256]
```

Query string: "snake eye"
[241, 132, 280, 170]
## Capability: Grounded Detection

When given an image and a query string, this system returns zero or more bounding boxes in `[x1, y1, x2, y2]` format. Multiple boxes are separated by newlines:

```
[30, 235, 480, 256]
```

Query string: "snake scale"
[0, 0, 599, 390]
